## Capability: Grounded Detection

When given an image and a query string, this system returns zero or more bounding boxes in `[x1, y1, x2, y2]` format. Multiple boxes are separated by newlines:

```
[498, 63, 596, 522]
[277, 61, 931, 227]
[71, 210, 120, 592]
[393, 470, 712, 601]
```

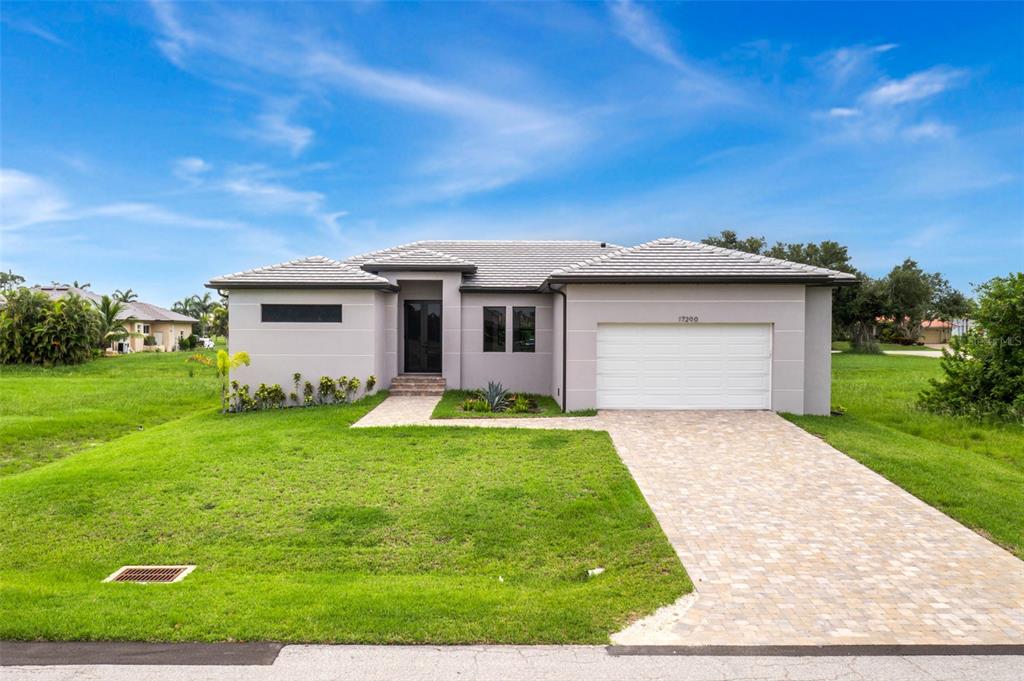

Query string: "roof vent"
[600, 242, 607, 248]
[104, 565, 195, 583]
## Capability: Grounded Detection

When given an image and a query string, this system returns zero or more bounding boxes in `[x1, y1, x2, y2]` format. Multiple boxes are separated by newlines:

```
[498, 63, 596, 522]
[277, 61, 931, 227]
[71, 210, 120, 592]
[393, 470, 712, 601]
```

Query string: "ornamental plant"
[188, 349, 250, 412]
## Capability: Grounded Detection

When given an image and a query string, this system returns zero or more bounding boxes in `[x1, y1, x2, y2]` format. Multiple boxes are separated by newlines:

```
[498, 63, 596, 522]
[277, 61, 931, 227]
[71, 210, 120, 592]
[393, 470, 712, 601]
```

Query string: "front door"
[404, 300, 442, 373]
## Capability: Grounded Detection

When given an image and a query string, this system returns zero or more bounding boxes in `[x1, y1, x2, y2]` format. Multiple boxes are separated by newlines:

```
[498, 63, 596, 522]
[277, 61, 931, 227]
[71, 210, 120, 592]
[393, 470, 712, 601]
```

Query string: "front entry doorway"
[403, 300, 442, 373]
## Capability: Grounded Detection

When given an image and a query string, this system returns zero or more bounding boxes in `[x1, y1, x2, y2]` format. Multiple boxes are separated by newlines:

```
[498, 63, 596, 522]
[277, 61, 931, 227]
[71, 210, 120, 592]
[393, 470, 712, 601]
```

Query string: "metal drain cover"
[103, 565, 195, 583]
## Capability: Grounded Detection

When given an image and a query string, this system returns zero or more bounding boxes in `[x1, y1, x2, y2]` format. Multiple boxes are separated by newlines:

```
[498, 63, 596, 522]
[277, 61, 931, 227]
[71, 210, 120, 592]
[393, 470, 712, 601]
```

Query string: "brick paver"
[352, 397, 1024, 645]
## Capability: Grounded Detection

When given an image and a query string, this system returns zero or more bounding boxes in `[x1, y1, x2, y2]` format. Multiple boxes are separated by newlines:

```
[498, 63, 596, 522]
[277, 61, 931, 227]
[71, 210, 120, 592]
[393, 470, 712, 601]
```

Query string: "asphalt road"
[2, 645, 1022, 681]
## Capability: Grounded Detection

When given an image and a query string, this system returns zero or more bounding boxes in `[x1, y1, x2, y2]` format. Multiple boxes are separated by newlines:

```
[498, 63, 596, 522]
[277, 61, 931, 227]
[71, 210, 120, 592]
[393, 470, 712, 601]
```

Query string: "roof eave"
[546, 274, 855, 286]
[362, 263, 477, 274]
[205, 281, 399, 292]
[459, 285, 544, 293]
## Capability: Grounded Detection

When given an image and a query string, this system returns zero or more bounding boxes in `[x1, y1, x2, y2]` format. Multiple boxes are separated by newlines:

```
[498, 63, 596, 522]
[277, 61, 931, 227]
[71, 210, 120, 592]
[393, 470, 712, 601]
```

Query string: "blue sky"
[2, 1, 1021, 306]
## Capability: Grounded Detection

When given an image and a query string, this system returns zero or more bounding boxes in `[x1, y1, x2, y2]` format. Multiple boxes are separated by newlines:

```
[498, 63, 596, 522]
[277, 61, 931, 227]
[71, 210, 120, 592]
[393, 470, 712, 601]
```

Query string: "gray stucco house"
[206, 238, 855, 415]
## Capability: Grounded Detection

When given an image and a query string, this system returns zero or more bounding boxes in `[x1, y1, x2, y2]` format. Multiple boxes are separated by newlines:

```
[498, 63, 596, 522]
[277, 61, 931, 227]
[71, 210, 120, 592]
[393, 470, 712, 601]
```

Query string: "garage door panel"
[597, 323, 771, 410]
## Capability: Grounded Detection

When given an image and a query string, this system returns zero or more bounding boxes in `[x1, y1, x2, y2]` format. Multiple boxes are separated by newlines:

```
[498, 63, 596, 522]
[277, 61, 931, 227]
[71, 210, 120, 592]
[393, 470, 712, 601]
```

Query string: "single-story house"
[206, 238, 856, 415]
[919, 319, 952, 345]
[34, 286, 198, 353]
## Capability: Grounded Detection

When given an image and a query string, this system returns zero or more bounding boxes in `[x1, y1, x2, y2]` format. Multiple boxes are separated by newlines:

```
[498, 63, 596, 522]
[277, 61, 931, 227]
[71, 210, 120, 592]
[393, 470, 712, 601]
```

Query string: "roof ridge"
[550, 237, 671, 274]
[366, 247, 474, 265]
[682, 240, 849, 277]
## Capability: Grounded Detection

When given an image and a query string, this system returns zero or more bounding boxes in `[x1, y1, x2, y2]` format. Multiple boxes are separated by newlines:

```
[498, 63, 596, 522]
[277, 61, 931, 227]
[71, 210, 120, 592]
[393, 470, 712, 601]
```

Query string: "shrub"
[366, 375, 377, 393]
[0, 288, 99, 366]
[336, 376, 349, 402]
[348, 377, 361, 398]
[482, 381, 510, 412]
[507, 394, 535, 413]
[460, 397, 490, 412]
[919, 273, 1024, 422]
[303, 381, 315, 406]
[317, 376, 336, 404]
[143, 334, 157, 347]
[253, 383, 287, 410]
[177, 335, 198, 351]
[292, 373, 302, 405]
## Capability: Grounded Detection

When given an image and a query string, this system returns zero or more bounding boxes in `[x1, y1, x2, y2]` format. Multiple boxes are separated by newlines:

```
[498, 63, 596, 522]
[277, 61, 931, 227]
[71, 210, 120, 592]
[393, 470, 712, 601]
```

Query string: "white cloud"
[863, 67, 967, 107]
[147, 1, 585, 199]
[0, 169, 72, 230]
[607, 0, 742, 104]
[816, 43, 897, 89]
[2, 16, 68, 47]
[172, 156, 212, 182]
[87, 202, 242, 230]
[904, 121, 955, 141]
[249, 109, 314, 156]
[827, 107, 862, 118]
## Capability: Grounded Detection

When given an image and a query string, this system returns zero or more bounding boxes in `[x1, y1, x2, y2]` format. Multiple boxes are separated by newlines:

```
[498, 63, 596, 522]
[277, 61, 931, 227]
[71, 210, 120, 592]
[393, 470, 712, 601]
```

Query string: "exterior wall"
[920, 326, 950, 344]
[118, 320, 192, 352]
[226, 288, 381, 391]
[375, 291, 397, 387]
[381, 271, 462, 387]
[802, 287, 833, 416]
[562, 283, 811, 414]
[460, 292, 555, 394]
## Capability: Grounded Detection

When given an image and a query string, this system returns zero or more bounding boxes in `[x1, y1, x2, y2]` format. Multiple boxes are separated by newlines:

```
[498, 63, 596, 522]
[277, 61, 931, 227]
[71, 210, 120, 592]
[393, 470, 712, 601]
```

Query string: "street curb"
[0, 641, 284, 666]
[606, 644, 1024, 656]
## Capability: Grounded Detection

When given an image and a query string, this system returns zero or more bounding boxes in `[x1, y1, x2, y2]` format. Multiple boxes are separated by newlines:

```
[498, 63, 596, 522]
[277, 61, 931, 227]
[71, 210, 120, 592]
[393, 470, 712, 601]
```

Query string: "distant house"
[34, 286, 198, 353]
[920, 319, 953, 345]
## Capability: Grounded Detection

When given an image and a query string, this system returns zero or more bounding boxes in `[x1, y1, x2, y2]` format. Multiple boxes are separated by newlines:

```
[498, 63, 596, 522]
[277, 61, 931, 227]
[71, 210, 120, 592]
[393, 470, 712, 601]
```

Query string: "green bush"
[919, 273, 1024, 421]
[0, 288, 99, 365]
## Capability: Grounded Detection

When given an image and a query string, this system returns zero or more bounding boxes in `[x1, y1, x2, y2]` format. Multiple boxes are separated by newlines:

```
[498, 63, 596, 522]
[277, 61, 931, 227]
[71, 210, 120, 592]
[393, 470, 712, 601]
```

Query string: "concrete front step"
[389, 374, 446, 396]
[390, 389, 445, 396]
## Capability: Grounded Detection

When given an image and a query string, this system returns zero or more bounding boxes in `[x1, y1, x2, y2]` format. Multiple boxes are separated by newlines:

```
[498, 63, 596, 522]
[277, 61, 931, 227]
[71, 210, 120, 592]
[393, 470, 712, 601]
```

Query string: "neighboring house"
[920, 319, 953, 345]
[206, 238, 856, 415]
[34, 286, 198, 353]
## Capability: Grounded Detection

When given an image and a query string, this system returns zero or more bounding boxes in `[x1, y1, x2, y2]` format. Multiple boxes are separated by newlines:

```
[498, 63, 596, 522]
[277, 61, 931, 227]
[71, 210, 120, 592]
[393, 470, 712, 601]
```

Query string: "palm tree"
[95, 295, 137, 349]
[72, 280, 91, 290]
[113, 288, 139, 303]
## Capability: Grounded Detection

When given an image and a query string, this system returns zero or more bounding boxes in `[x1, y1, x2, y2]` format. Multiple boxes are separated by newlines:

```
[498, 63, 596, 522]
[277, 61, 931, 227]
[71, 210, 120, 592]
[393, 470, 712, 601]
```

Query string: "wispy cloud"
[247, 106, 314, 156]
[607, 0, 743, 104]
[1, 16, 68, 47]
[172, 156, 212, 183]
[0, 169, 72, 230]
[862, 66, 968, 107]
[146, 1, 584, 199]
[815, 43, 897, 89]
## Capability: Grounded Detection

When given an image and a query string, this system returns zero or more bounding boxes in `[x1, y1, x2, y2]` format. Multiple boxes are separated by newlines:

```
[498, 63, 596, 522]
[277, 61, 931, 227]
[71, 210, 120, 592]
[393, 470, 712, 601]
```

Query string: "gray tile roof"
[33, 286, 198, 322]
[207, 255, 397, 290]
[548, 238, 858, 284]
[361, 248, 477, 273]
[347, 240, 620, 289]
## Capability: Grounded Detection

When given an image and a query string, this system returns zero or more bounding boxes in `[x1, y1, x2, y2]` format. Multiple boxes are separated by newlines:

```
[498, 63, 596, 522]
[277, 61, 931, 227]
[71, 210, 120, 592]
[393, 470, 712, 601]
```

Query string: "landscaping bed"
[432, 389, 597, 419]
[0, 395, 689, 643]
[786, 353, 1024, 558]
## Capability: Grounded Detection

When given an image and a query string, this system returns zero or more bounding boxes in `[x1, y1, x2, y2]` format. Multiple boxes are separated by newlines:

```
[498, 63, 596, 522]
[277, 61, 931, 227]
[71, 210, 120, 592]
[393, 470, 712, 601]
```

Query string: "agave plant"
[482, 381, 510, 412]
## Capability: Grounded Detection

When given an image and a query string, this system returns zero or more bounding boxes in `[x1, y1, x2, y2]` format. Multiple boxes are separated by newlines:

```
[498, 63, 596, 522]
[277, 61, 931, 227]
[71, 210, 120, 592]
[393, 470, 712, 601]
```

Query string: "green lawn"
[0, 351, 219, 477]
[432, 390, 597, 419]
[786, 353, 1024, 558]
[831, 340, 938, 352]
[0, 393, 689, 643]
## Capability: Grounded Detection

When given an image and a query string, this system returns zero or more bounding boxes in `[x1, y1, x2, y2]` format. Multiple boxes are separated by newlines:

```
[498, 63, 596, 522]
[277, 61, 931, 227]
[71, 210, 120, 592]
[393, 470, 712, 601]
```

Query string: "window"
[136, 323, 150, 334]
[513, 307, 535, 353]
[261, 304, 342, 323]
[483, 306, 505, 352]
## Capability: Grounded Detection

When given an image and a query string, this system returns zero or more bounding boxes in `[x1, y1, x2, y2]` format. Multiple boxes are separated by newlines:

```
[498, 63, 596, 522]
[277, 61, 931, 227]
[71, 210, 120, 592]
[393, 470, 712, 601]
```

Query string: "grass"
[432, 390, 598, 419]
[831, 340, 938, 352]
[786, 353, 1024, 558]
[0, 394, 689, 643]
[0, 351, 219, 477]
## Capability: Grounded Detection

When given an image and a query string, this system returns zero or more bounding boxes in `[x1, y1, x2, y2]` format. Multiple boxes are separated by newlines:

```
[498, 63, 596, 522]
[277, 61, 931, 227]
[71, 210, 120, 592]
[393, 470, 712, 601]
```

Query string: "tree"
[0, 270, 25, 292]
[72, 280, 91, 290]
[919, 273, 1024, 421]
[927, 274, 974, 323]
[113, 288, 139, 303]
[701, 230, 767, 255]
[94, 295, 137, 349]
[879, 259, 934, 342]
[0, 289, 99, 365]
[189, 349, 251, 412]
[210, 302, 229, 338]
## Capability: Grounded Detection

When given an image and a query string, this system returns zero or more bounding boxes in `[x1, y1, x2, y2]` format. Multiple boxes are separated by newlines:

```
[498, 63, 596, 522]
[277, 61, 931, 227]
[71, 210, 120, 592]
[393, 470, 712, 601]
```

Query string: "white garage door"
[596, 324, 772, 410]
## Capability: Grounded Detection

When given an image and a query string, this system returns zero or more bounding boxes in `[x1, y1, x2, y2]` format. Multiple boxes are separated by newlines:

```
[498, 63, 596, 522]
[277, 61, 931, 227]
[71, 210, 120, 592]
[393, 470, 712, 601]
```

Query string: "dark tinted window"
[261, 304, 342, 323]
[513, 307, 535, 353]
[483, 306, 505, 352]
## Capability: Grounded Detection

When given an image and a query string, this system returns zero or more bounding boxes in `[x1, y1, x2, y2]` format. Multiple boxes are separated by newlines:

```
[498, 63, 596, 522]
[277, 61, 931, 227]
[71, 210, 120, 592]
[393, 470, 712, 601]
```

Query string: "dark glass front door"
[404, 300, 442, 373]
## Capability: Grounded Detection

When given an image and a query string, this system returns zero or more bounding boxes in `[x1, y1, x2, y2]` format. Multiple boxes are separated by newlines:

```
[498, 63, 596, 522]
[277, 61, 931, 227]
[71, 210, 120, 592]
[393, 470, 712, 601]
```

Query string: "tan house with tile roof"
[207, 239, 856, 415]
[34, 286, 198, 353]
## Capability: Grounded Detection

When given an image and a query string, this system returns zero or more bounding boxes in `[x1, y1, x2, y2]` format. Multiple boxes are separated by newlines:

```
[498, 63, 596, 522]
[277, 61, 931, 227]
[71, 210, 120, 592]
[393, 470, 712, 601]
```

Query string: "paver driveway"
[354, 398, 1024, 646]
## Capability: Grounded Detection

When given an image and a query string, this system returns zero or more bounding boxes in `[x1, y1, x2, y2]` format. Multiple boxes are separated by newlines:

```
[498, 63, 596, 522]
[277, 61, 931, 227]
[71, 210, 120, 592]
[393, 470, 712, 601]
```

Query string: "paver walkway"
[353, 397, 1024, 646]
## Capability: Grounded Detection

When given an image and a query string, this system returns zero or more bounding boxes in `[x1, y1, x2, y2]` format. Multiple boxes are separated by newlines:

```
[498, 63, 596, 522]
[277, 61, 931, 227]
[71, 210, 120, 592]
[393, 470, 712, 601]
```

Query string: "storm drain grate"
[103, 565, 195, 583]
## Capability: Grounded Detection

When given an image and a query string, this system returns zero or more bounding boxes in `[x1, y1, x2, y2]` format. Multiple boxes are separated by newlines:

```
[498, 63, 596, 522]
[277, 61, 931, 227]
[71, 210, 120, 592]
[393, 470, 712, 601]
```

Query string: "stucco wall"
[227, 288, 380, 391]
[119, 320, 191, 352]
[803, 287, 833, 416]
[460, 292, 555, 394]
[562, 283, 812, 413]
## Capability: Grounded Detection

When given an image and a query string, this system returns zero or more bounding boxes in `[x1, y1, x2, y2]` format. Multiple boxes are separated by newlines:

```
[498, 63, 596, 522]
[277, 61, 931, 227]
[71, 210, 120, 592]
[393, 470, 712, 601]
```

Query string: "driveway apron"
[353, 398, 1024, 646]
